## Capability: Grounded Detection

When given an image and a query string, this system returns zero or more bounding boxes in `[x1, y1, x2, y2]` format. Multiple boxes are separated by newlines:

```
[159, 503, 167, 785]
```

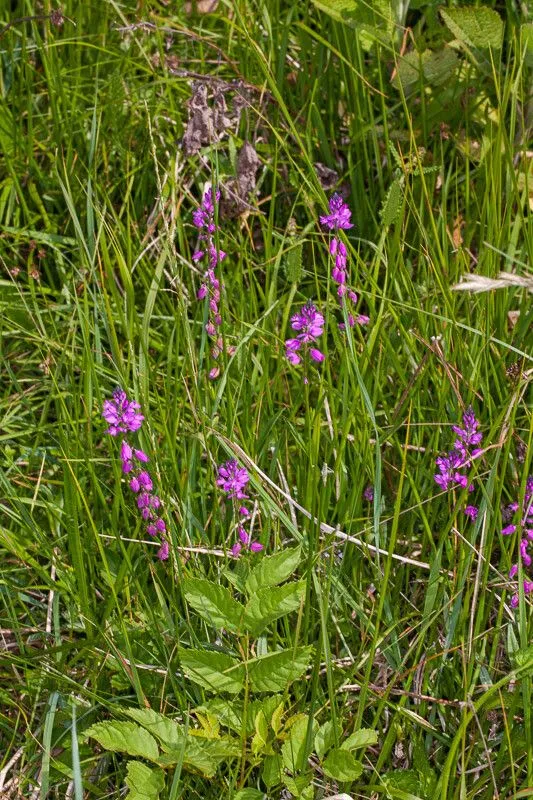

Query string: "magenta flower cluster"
[320, 194, 369, 330]
[102, 388, 169, 561]
[193, 188, 226, 380]
[434, 407, 482, 521]
[502, 475, 533, 608]
[285, 302, 325, 379]
[217, 459, 263, 557]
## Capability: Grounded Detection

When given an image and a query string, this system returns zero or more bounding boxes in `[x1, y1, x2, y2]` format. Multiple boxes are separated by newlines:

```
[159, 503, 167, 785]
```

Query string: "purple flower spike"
[464, 505, 478, 520]
[134, 449, 149, 463]
[502, 524, 517, 536]
[217, 459, 250, 500]
[320, 193, 354, 231]
[157, 540, 169, 561]
[102, 388, 144, 436]
[250, 542, 264, 552]
[290, 303, 325, 340]
[363, 485, 374, 502]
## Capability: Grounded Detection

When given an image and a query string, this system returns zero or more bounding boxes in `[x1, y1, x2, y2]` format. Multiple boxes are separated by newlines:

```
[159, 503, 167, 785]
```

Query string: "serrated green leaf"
[182, 578, 244, 632]
[245, 547, 302, 594]
[158, 736, 240, 776]
[440, 6, 503, 50]
[315, 720, 341, 758]
[341, 728, 378, 750]
[322, 748, 363, 781]
[422, 48, 459, 86]
[247, 646, 313, 692]
[244, 581, 305, 635]
[125, 762, 165, 800]
[123, 709, 184, 748]
[380, 179, 403, 227]
[234, 791, 265, 800]
[180, 649, 245, 694]
[86, 721, 159, 761]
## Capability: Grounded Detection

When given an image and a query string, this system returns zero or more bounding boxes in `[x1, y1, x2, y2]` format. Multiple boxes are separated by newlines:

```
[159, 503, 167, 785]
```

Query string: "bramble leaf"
[244, 581, 305, 635]
[182, 578, 244, 632]
[125, 761, 165, 800]
[86, 721, 159, 761]
[440, 6, 503, 49]
[245, 547, 302, 593]
[248, 646, 313, 692]
[180, 649, 245, 694]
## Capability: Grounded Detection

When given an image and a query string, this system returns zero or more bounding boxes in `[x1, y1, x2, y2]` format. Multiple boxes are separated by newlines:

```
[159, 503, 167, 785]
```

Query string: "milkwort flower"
[193, 187, 227, 379]
[103, 388, 169, 561]
[434, 406, 483, 521]
[217, 458, 263, 556]
[320, 193, 369, 331]
[503, 475, 533, 608]
[285, 302, 325, 382]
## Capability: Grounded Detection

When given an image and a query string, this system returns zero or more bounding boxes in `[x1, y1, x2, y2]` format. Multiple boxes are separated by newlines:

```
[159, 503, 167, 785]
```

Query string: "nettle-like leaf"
[234, 790, 265, 800]
[245, 546, 302, 594]
[158, 736, 240, 777]
[440, 6, 504, 50]
[180, 648, 245, 694]
[123, 709, 184, 748]
[322, 748, 363, 781]
[392, 48, 458, 94]
[247, 646, 313, 692]
[244, 580, 305, 635]
[86, 721, 159, 761]
[125, 761, 165, 800]
[182, 578, 244, 632]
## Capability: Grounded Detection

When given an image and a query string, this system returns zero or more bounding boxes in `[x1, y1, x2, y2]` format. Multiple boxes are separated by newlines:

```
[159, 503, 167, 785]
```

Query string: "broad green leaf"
[322, 748, 363, 781]
[202, 699, 244, 735]
[310, 0, 358, 24]
[244, 581, 305, 635]
[234, 791, 265, 800]
[125, 762, 165, 800]
[422, 48, 459, 86]
[341, 728, 378, 750]
[245, 547, 302, 593]
[180, 649, 244, 694]
[123, 709, 184, 747]
[182, 578, 244, 632]
[315, 720, 341, 758]
[247, 646, 313, 692]
[262, 753, 282, 788]
[158, 735, 240, 777]
[86, 721, 159, 761]
[281, 714, 317, 773]
[440, 6, 503, 50]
